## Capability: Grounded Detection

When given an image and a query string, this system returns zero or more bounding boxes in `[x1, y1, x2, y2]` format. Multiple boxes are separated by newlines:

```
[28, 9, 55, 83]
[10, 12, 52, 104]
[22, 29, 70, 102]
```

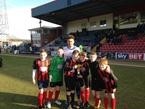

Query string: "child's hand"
[106, 65, 111, 73]
[49, 75, 52, 82]
[73, 65, 78, 69]
[70, 69, 75, 73]
[32, 79, 36, 85]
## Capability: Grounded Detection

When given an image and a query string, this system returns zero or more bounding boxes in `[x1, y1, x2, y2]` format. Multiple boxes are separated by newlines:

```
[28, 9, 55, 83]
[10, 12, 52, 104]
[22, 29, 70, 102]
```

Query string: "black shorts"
[64, 76, 76, 91]
[105, 81, 118, 93]
[91, 79, 105, 91]
[50, 81, 63, 87]
[76, 77, 90, 88]
[37, 80, 49, 89]
[76, 78, 84, 88]
[84, 77, 90, 87]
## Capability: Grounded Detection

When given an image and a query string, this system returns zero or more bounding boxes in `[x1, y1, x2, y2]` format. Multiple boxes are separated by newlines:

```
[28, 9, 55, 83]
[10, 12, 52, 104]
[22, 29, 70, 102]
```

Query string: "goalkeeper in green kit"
[46, 47, 65, 108]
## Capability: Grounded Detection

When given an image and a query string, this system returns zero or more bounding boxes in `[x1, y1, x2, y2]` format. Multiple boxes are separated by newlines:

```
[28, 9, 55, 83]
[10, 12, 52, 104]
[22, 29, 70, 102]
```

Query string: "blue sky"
[5, 0, 58, 39]
[7, 0, 50, 8]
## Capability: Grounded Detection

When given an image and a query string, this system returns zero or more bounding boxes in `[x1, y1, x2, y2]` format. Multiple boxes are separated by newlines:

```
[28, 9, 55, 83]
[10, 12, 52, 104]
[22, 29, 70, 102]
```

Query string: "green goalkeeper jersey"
[49, 56, 65, 82]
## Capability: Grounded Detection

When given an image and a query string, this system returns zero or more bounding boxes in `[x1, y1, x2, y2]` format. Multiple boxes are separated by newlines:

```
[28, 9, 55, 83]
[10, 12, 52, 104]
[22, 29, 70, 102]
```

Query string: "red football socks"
[85, 88, 90, 103]
[111, 98, 116, 109]
[43, 91, 47, 104]
[104, 97, 109, 109]
[95, 97, 101, 108]
[80, 90, 85, 103]
[38, 93, 43, 107]
[54, 90, 60, 100]
[47, 91, 53, 102]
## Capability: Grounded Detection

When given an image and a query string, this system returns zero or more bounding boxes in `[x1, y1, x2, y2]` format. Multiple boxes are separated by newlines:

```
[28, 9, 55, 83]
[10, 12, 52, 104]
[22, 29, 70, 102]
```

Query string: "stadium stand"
[100, 32, 145, 53]
[31, 0, 145, 60]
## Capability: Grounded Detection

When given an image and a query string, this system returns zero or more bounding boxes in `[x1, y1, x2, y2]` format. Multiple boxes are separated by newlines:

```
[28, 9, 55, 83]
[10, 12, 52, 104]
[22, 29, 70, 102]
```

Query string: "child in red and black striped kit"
[32, 49, 50, 109]
[76, 52, 90, 108]
[89, 52, 105, 109]
[98, 58, 118, 109]
[64, 50, 80, 109]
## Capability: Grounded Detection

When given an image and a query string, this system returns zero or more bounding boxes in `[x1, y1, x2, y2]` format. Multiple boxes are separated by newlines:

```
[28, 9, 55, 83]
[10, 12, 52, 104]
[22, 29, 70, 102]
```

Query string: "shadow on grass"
[0, 91, 95, 109]
[46, 99, 94, 109]
[0, 92, 37, 109]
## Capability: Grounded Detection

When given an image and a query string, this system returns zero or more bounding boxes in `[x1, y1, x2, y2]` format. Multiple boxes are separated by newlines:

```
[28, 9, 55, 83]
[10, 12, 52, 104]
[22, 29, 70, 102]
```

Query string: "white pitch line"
[110, 62, 145, 68]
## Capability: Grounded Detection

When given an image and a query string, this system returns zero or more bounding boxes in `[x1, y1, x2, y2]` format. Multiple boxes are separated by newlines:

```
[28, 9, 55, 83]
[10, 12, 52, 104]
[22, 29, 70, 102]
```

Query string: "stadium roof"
[29, 26, 58, 31]
[31, 0, 145, 25]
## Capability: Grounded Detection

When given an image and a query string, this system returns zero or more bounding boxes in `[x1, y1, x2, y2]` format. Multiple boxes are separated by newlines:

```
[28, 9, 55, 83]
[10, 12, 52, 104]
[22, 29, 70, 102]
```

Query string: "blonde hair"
[99, 58, 108, 65]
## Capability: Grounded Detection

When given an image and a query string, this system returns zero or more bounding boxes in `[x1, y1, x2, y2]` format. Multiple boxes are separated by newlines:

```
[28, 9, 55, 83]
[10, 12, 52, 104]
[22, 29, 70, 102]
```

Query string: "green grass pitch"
[0, 55, 145, 109]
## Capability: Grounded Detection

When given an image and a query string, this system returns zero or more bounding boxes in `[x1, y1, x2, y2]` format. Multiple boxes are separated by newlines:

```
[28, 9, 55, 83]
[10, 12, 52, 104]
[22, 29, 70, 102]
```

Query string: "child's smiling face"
[40, 52, 47, 60]
[99, 58, 108, 71]
[99, 63, 108, 71]
[72, 53, 79, 60]
[89, 54, 97, 62]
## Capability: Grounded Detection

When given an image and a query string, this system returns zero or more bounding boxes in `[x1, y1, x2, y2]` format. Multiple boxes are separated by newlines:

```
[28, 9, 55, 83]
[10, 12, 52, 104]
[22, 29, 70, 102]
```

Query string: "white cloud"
[7, 7, 59, 40]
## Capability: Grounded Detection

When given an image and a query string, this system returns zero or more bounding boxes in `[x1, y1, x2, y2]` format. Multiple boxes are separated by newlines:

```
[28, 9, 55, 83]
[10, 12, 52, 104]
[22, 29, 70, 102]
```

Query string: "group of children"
[32, 48, 118, 109]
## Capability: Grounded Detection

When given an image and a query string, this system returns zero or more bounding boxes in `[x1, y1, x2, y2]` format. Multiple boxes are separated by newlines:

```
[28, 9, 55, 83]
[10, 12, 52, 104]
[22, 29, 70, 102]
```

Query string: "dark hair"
[58, 47, 63, 50]
[90, 51, 97, 55]
[39, 48, 48, 55]
[72, 50, 79, 55]
[40, 48, 46, 53]
[79, 52, 87, 57]
[67, 34, 75, 40]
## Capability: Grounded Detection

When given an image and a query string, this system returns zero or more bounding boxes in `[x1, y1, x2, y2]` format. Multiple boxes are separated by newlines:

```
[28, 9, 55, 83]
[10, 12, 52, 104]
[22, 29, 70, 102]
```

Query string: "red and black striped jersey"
[98, 68, 117, 93]
[64, 58, 78, 77]
[33, 58, 50, 81]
